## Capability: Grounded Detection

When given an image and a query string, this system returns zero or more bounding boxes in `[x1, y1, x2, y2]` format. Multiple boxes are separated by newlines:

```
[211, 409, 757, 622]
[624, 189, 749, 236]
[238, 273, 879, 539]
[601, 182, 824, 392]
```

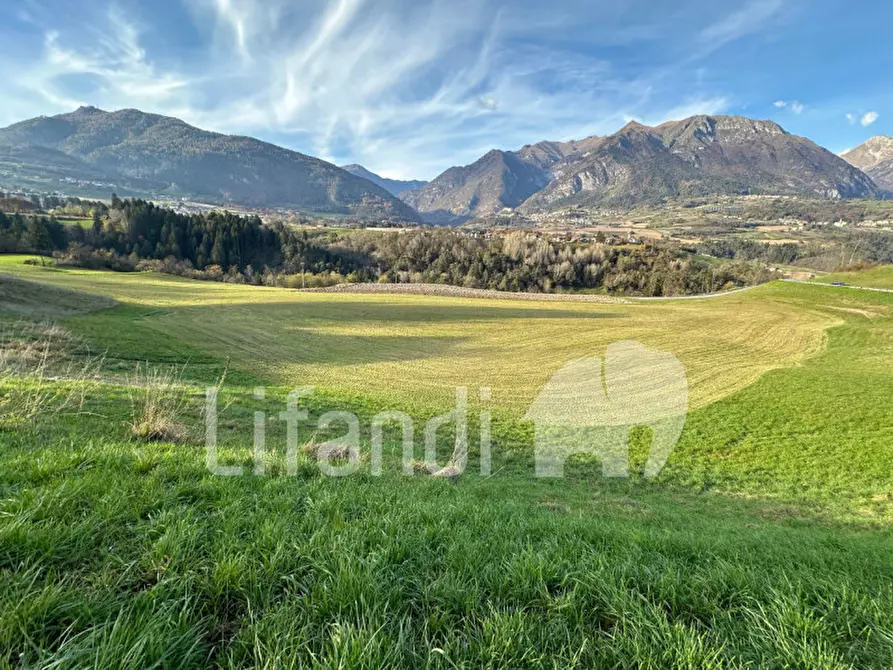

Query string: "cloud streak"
[20, 10, 189, 111]
[0, 0, 808, 179]
[699, 0, 784, 48]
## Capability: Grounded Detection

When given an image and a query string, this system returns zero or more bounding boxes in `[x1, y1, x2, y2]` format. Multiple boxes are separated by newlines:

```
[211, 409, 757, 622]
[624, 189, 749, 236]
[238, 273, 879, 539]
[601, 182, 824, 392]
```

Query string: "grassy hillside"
[812, 265, 893, 290]
[2, 258, 893, 667]
[0, 256, 836, 415]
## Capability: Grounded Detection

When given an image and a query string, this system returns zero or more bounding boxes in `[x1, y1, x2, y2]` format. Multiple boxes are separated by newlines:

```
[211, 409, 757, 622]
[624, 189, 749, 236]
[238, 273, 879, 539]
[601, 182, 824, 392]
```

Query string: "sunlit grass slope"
[3, 257, 893, 667]
[3, 258, 893, 513]
[812, 264, 893, 290]
[0, 256, 838, 415]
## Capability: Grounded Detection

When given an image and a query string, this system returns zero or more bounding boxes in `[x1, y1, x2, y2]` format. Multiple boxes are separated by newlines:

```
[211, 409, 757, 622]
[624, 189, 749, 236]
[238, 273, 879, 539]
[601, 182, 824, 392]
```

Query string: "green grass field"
[812, 264, 893, 290]
[2, 256, 893, 668]
[56, 217, 93, 228]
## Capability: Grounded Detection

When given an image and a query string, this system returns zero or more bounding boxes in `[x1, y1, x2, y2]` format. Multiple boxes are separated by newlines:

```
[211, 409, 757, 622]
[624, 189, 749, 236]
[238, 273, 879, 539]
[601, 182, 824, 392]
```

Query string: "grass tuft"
[127, 363, 191, 443]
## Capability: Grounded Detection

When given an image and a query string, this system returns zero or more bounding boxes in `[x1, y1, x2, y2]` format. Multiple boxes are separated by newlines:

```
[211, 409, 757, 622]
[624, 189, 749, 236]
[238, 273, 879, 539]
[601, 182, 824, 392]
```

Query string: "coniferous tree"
[26, 218, 52, 254]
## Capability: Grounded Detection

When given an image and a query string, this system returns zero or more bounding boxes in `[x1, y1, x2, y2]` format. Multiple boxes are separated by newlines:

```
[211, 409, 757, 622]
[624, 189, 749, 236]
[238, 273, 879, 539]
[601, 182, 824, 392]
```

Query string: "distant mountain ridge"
[339, 164, 426, 196]
[399, 138, 600, 223]
[399, 149, 554, 224]
[523, 116, 880, 212]
[403, 115, 881, 223]
[0, 108, 885, 225]
[842, 137, 893, 192]
[0, 107, 420, 221]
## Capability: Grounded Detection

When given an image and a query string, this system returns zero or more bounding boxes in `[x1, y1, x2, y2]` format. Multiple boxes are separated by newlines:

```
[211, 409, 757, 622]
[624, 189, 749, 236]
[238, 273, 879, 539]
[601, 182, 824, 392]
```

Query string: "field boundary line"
[304, 283, 630, 303]
[783, 279, 893, 294]
[304, 282, 768, 303]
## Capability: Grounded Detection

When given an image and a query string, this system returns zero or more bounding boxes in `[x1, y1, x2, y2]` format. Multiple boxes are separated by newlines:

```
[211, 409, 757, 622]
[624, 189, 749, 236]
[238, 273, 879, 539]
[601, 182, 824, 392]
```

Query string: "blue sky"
[1, 0, 892, 180]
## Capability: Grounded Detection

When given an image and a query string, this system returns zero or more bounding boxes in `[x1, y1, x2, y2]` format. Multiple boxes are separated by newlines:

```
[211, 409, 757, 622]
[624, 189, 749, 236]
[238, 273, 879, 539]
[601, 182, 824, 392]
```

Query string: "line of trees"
[0, 197, 784, 296]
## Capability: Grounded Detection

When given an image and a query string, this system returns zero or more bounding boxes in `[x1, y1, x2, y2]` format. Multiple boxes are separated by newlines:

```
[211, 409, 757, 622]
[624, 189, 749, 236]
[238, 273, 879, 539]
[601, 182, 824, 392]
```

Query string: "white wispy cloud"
[635, 96, 729, 126]
[862, 111, 879, 127]
[0, 0, 796, 179]
[846, 113, 857, 124]
[179, 0, 729, 177]
[212, 0, 250, 61]
[16, 8, 189, 113]
[699, 0, 784, 48]
[774, 100, 803, 114]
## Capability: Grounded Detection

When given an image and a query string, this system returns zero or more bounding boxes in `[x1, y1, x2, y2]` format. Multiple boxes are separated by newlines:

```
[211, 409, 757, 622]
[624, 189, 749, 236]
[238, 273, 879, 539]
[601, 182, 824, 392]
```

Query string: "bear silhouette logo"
[526, 341, 688, 478]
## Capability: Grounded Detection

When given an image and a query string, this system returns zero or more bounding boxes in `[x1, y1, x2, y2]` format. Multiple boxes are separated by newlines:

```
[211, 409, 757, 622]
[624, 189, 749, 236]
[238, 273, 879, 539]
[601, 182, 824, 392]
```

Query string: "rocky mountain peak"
[841, 136, 893, 192]
[73, 105, 106, 116]
[520, 113, 879, 211]
[713, 115, 785, 135]
[402, 113, 881, 222]
[842, 136, 893, 170]
[617, 120, 651, 134]
[658, 115, 787, 147]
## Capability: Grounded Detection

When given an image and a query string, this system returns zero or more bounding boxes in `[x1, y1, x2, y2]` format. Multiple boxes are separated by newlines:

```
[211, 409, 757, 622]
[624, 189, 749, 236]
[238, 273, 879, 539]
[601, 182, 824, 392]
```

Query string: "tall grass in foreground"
[0, 321, 103, 428]
[127, 362, 191, 442]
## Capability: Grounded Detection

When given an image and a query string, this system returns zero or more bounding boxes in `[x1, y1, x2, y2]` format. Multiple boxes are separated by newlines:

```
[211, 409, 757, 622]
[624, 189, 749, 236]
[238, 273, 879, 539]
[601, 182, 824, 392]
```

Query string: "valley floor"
[1, 256, 893, 668]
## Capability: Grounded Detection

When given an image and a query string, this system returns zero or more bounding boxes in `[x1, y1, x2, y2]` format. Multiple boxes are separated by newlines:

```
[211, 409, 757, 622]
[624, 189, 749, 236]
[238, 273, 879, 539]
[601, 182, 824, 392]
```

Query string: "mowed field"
[812, 264, 893, 290]
[2, 256, 893, 668]
[0, 256, 837, 415]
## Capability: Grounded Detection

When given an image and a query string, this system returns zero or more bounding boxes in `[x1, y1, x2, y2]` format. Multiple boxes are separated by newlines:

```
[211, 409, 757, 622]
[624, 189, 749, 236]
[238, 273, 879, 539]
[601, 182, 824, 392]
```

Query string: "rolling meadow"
[812, 265, 893, 290]
[2, 255, 893, 668]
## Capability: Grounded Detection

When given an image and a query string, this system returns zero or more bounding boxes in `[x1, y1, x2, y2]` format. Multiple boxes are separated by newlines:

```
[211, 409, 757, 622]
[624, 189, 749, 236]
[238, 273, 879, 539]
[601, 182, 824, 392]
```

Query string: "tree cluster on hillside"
[0, 195, 40, 214]
[0, 197, 783, 296]
[328, 230, 775, 295]
[52, 197, 109, 218]
[740, 198, 893, 224]
[845, 230, 893, 264]
[695, 239, 803, 265]
[0, 211, 68, 255]
[0, 193, 109, 216]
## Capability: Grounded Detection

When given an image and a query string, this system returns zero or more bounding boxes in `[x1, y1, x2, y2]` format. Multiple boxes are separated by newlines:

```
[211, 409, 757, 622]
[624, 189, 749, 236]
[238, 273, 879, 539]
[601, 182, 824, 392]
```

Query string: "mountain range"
[401, 116, 881, 223]
[0, 107, 888, 224]
[339, 164, 427, 196]
[0, 106, 419, 221]
[398, 138, 603, 223]
[841, 136, 893, 192]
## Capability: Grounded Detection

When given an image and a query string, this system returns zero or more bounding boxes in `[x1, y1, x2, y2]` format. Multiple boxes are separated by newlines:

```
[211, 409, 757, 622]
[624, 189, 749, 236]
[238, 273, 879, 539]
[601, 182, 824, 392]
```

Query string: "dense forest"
[695, 239, 804, 265]
[0, 196, 790, 296]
